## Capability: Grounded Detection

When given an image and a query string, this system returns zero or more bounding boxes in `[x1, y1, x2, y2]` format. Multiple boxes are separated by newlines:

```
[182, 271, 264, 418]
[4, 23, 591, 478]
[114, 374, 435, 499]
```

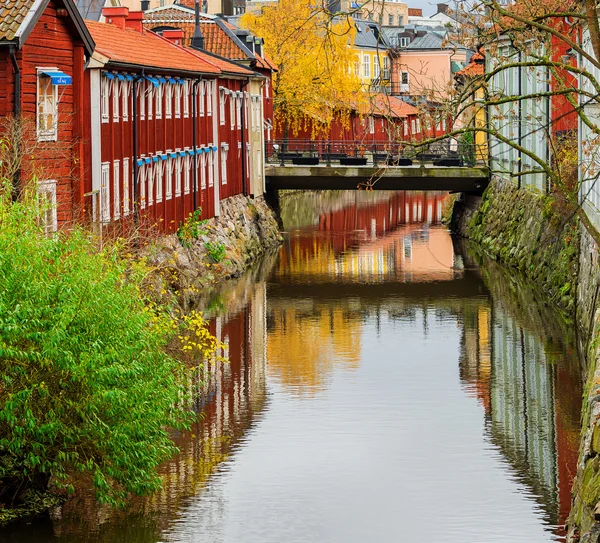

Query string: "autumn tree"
[241, 0, 367, 136]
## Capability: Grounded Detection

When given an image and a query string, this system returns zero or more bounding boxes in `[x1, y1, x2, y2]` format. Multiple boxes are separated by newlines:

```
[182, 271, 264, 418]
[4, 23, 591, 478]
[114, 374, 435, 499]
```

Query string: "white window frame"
[175, 154, 182, 197]
[265, 78, 270, 99]
[156, 85, 163, 119]
[200, 80, 205, 116]
[206, 80, 213, 117]
[183, 80, 190, 118]
[220, 87, 227, 126]
[38, 179, 57, 233]
[184, 151, 191, 195]
[221, 143, 229, 185]
[230, 93, 235, 129]
[122, 79, 130, 122]
[113, 160, 121, 220]
[101, 75, 110, 124]
[156, 157, 164, 203]
[363, 54, 371, 79]
[112, 79, 120, 122]
[101, 162, 110, 223]
[236, 94, 242, 130]
[147, 160, 154, 207]
[139, 80, 146, 120]
[369, 116, 375, 134]
[175, 83, 181, 119]
[139, 157, 147, 209]
[37, 68, 59, 141]
[147, 82, 153, 120]
[165, 83, 172, 119]
[208, 148, 214, 187]
[416, 118, 421, 133]
[165, 155, 173, 200]
[201, 150, 207, 189]
[123, 157, 130, 216]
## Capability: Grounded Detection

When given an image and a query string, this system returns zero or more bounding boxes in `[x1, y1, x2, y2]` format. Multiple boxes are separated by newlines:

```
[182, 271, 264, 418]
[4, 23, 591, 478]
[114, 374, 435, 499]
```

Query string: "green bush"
[0, 185, 193, 517]
[205, 240, 226, 263]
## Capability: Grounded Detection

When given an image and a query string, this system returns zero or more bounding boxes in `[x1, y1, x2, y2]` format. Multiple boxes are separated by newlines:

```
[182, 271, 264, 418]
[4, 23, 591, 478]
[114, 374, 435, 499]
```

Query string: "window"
[400, 37, 409, 47]
[199, 81, 205, 116]
[123, 158, 130, 216]
[184, 151, 191, 194]
[369, 116, 375, 134]
[206, 80, 213, 116]
[37, 72, 59, 141]
[200, 149, 207, 189]
[403, 121, 408, 136]
[38, 180, 57, 233]
[156, 157, 163, 203]
[113, 160, 120, 220]
[230, 92, 235, 129]
[374, 58, 380, 79]
[122, 79, 129, 122]
[363, 54, 371, 79]
[442, 118, 447, 131]
[101, 162, 110, 223]
[156, 85, 163, 119]
[113, 79, 119, 122]
[139, 158, 147, 208]
[265, 78, 270, 99]
[388, 14, 394, 25]
[165, 156, 173, 200]
[220, 87, 226, 125]
[398, 15, 404, 25]
[236, 94, 242, 129]
[183, 80, 190, 118]
[411, 119, 416, 133]
[401, 71, 409, 88]
[101, 75, 110, 124]
[147, 82, 153, 120]
[175, 155, 182, 197]
[175, 83, 181, 119]
[383, 56, 390, 80]
[165, 83, 172, 119]
[147, 161, 154, 207]
[416, 118, 421, 133]
[208, 148, 214, 187]
[221, 143, 229, 185]
[139, 80, 146, 120]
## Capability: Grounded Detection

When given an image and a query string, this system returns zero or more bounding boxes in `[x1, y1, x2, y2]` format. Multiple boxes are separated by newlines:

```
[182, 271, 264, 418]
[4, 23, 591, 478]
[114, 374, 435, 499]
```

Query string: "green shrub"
[0, 184, 195, 516]
[204, 240, 226, 263]
[177, 209, 207, 248]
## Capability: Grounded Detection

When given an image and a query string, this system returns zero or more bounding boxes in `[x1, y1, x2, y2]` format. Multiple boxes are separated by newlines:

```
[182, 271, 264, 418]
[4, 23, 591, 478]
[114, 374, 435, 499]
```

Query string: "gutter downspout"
[192, 77, 203, 212]
[240, 77, 250, 196]
[9, 46, 21, 201]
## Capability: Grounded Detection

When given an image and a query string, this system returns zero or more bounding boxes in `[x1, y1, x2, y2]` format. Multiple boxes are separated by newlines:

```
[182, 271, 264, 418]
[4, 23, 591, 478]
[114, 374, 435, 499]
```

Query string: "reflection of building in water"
[266, 302, 362, 394]
[276, 192, 456, 282]
[459, 300, 581, 536]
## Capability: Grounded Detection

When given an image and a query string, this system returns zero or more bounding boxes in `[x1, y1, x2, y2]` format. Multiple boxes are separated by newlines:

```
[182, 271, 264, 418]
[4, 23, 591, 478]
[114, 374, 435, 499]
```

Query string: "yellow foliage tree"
[241, 1, 366, 136]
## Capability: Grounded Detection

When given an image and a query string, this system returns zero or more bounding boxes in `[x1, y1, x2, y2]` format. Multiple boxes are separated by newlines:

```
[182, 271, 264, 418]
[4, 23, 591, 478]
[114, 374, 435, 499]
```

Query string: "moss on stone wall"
[459, 178, 579, 315]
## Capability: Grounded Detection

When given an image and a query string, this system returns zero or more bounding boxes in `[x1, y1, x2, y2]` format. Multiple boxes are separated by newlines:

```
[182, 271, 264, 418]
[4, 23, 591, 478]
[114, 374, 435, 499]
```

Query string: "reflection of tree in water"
[457, 252, 582, 538]
[266, 302, 362, 395]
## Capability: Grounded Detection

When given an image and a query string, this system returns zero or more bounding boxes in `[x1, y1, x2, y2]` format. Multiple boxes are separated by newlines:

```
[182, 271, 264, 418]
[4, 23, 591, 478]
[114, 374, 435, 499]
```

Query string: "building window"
[265, 78, 270, 99]
[403, 121, 408, 136]
[165, 83, 172, 119]
[416, 118, 421, 133]
[101, 162, 110, 223]
[147, 82, 153, 120]
[113, 79, 119, 122]
[147, 160, 154, 207]
[369, 116, 375, 134]
[122, 79, 129, 122]
[220, 87, 227, 126]
[37, 75, 58, 142]
[208, 148, 214, 187]
[38, 180, 57, 233]
[374, 58, 380, 79]
[174, 83, 181, 119]
[113, 160, 120, 220]
[236, 94, 242, 130]
[221, 143, 229, 185]
[411, 119, 416, 133]
[139, 80, 146, 120]
[230, 92, 235, 129]
[207, 80, 213, 117]
[200, 149, 207, 190]
[388, 14, 394, 25]
[101, 77, 110, 124]
[363, 54, 371, 79]
[165, 156, 173, 200]
[156, 158, 163, 203]
[156, 85, 163, 119]
[123, 158, 130, 216]
[199, 80, 205, 116]
[139, 157, 146, 209]
[400, 37, 409, 47]
[183, 80, 190, 118]
[398, 15, 404, 25]
[184, 151, 191, 194]
[175, 154, 182, 197]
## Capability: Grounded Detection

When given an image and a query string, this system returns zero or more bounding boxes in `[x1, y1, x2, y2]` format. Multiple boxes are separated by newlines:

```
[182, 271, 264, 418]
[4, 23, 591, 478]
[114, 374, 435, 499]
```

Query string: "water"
[0, 191, 583, 543]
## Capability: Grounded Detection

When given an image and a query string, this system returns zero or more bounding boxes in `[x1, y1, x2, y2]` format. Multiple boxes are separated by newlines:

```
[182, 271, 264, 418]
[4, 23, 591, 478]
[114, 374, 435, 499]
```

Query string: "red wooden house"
[83, 7, 256, 233]
[0, 0, 94, 230]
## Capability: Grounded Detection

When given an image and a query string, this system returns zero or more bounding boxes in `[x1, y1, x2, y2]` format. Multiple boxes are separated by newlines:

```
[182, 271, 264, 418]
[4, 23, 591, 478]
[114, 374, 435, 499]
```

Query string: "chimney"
[191, 0, 205, 50]
[254, 37, 263, 58]
[102, 6, 129, 30]
[163, 29, 185, 45]
[125, 10, 144, 33]
[436, 3, 448, 14]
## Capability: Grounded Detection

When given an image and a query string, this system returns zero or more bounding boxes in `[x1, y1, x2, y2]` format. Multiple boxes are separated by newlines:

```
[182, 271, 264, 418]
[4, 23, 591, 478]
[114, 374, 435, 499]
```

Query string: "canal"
[0, 191, 584, 542]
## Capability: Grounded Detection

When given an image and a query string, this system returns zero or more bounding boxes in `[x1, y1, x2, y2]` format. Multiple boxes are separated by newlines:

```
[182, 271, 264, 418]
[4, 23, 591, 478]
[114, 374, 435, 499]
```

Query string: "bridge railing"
[265, 139, 484, 168]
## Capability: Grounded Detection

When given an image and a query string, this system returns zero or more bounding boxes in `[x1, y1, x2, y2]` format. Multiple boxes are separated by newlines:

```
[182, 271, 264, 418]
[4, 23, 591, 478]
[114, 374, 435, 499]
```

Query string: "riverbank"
[143, 193, 283, 308]
[452, 177, 600, 542]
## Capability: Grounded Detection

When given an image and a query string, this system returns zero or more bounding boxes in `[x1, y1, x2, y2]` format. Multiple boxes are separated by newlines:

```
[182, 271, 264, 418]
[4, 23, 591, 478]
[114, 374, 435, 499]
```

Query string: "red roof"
[187, 48, 254, 76]
[456, 63, 484, 77]
[87, 20, 220, 74]
[371, 94, 418, 119]
[408, 8, 423, 16]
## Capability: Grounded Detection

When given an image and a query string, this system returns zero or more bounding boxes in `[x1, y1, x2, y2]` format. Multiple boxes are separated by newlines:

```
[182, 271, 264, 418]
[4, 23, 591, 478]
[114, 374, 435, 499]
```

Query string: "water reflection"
[0, 191, 583, 543]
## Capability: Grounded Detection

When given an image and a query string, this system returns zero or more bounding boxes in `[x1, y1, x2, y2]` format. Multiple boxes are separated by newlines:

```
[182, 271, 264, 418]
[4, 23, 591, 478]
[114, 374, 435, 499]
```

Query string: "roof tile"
[0, 0, 35, 41]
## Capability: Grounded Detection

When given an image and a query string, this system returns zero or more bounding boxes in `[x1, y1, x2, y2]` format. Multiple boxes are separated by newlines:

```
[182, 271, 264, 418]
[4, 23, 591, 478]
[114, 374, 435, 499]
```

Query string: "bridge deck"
[265, 165, 489, 192]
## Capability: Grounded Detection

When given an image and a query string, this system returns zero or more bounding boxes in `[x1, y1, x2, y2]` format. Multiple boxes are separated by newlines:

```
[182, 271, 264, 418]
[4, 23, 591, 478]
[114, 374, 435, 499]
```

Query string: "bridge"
[264, 139, 489, 192]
